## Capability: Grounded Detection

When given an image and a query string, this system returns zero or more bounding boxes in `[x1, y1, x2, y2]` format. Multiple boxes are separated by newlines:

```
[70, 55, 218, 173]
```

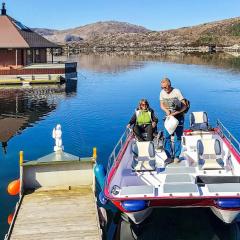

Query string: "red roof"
[0, 15, 59, 49]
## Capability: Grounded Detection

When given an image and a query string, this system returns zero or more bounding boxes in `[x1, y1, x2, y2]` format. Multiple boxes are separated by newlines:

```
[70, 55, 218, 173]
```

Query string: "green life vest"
[136, 110, 152, 125]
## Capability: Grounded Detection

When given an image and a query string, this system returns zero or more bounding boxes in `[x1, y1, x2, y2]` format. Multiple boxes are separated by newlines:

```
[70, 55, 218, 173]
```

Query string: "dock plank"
[10, 188, 101, 240]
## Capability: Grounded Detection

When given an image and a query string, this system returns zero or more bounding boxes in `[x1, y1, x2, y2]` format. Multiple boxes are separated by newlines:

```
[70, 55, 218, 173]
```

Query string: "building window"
[26, 49, 33, 65]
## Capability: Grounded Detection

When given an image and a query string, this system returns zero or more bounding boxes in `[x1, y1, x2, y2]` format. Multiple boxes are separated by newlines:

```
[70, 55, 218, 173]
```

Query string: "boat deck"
[108, 130, 240, 199]
[10, 187, 101, 240]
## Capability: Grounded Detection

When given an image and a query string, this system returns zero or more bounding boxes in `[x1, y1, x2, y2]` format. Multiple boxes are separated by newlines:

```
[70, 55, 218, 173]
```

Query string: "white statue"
[52, 124, 64, 152]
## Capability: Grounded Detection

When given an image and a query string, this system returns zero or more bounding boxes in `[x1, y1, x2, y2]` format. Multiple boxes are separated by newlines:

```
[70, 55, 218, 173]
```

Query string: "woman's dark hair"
[138, 99, 149, 109]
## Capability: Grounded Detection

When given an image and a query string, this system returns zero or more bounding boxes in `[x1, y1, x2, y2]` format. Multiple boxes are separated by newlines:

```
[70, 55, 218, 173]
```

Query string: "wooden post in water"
[19, 151, 23, 166]
[19, 151, 23, 196]
[15, 49, 18, 66]
[93, 147, 97, 162]
[51, 48, 54, 63]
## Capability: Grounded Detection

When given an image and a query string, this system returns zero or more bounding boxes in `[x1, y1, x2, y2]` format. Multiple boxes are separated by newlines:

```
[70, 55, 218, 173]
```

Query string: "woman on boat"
[127, 99, 158, 141]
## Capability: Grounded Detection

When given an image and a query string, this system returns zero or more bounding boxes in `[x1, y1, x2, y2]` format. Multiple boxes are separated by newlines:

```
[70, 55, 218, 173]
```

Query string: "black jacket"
[128, 107, 158, 126]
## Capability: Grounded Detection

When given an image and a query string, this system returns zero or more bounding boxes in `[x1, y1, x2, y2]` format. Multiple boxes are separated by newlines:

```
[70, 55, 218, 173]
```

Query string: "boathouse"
[0, 3, 77, 85]
[0, 3, 59, 68]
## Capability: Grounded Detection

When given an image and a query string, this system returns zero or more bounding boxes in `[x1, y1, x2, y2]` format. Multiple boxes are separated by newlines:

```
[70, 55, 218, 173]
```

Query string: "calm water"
[1, 53, 240, 239]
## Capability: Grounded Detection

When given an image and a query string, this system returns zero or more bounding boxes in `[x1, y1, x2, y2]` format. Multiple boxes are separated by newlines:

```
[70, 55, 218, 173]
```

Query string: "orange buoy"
[7, 179, 20, 196]
[7, 213, 14, 225]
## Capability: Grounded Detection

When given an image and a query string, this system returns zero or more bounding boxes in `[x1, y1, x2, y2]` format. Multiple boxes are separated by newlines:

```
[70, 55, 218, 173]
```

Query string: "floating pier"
[0, 62, 77, 85]
[5, 149, 102, 240]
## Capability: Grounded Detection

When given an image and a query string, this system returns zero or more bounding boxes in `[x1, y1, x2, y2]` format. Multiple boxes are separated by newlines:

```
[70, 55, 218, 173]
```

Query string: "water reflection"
[69, 54, 146, 73]
[0, 84, 76, 154]
[145, 52, 240, 72]
[68, 52, 240, 74]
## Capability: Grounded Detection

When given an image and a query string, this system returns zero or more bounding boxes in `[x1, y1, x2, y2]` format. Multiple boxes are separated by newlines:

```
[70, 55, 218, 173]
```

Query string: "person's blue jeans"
[164, 116, 184, 159]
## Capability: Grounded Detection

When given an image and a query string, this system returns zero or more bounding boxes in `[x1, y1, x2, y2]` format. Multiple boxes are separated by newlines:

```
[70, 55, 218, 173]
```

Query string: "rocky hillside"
[32, 28, 56, 36]
[82, 17, 240, 48]
[34, 17, 240, 49]
[33, 21, 150, 43]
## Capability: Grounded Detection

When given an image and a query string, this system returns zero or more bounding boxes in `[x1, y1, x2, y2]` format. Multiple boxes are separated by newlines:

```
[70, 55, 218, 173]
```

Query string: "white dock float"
[5, 150, 102, 240]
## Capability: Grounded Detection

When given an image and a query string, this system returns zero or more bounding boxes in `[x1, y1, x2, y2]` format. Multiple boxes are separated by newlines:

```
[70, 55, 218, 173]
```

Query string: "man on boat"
[160, 78, 187, 163]
[127, 99, 158, 141]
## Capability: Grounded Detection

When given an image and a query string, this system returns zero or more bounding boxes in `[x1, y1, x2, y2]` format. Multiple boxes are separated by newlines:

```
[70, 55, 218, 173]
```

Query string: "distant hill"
[82, 17, 240, 48]
[165, 16, 240, 46]
[33, 17, 240, 49]
[32, 28, 57, 36]
[33, 21, 150, 43]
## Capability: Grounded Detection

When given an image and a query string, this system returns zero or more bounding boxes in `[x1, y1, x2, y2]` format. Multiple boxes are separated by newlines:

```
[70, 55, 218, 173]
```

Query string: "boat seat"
[190, 112, 210, 131]
[163, 183, 199, 193]
[121, 185, 155, 197]
[206, 183, 240, 193]
[163, 167, 196, 174]
[131, 141, 156, 171]
[121, 175, 146, 187]
[197, 138, 224, 170]
[165, 174, 193, 183]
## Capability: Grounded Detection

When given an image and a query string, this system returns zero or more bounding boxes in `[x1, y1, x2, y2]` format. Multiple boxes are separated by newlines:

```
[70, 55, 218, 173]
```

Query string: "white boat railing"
[217, 120, 240, 155]
[106, 122, 240, 172]
[106, 129, 131, 174]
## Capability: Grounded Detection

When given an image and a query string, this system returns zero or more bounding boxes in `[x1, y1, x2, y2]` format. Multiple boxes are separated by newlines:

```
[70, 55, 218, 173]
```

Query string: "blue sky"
[4, 0, 240, 30]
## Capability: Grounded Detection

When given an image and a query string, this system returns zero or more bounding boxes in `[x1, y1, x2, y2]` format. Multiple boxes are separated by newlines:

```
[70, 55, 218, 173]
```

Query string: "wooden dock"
[0, 76, 61, 85]
[0, 62, 77, 85]
[5, 151, 102, 240]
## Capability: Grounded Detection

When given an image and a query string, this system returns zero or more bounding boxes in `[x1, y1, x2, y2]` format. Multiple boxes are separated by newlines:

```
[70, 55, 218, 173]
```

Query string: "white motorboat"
[103, 112, 240, 224]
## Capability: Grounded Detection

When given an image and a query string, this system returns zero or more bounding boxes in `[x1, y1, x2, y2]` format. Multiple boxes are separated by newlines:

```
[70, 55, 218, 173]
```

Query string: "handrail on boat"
[106, 128, 132, 174]
[217, 120, 240, 155]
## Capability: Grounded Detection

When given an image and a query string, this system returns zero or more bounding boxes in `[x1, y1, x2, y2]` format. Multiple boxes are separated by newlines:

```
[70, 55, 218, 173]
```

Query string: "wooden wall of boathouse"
[0, 49, 47, 68]
[0, 49, 23, 67]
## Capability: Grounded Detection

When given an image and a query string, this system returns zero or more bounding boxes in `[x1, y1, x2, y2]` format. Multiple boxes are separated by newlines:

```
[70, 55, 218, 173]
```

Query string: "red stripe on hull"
[112, 198, 240, 213]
